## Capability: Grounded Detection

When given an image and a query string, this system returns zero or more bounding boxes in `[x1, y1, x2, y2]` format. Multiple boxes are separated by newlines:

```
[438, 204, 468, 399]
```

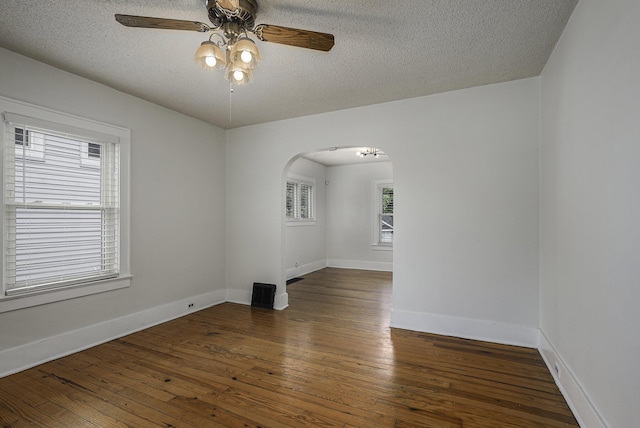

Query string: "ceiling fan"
[115, 0, 335, 85]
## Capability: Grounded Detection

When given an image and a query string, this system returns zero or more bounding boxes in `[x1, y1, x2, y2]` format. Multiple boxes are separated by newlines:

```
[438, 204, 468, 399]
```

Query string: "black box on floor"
[251, 282, 276, 309]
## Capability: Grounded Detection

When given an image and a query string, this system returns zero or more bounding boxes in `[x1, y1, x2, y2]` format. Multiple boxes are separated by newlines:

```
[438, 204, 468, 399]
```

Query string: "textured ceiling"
[0, 0, 577, 130]
[303, 147, 390, 167]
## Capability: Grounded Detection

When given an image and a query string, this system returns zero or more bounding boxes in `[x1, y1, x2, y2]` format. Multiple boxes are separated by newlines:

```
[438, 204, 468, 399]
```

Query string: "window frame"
[0, 96, 131, 313]
[372, 179, 394, 250]
[286, 173, 316, 226]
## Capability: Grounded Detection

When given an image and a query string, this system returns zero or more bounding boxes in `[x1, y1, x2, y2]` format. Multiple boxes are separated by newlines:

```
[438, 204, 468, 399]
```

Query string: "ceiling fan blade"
[115, 14, 211, 33]
[254, 24, 334, 52]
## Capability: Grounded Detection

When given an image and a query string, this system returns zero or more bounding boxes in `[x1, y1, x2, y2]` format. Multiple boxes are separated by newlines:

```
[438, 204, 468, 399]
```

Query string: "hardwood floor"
[0, 268, 578, 427]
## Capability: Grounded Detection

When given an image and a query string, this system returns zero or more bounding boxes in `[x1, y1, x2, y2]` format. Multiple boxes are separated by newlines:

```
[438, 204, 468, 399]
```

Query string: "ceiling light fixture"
[230, 37, 261, 69]
[194, 36, 227, 71]
[225, 61, 254, 85]
[356, 148, 381, 158]
[195, 30, 260, 85]
[192, 2, 260, 86]
[116, 0, 335, 89]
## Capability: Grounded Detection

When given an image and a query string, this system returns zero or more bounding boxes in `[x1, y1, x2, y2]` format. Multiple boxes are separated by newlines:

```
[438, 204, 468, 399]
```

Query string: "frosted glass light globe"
[194, 41, 225, 71]
[240, 50, 253, 63]
[230, 38, 261, 69]
[205, 55, 217, 67]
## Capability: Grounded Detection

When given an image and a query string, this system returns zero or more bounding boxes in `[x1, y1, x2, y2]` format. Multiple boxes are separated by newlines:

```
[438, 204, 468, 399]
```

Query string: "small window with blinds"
[373, 180, 393, 247]
[286, 181, 299, 219]
[3, 112, 120, 296]
[379, 186, 394, 244]
[286, 174, 315, 223]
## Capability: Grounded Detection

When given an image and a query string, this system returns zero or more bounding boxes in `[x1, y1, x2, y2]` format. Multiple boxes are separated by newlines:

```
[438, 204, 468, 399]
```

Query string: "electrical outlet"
[188, 303, 194, 309]
[554, 362, 560, 378]
[295, 262, 299, 268]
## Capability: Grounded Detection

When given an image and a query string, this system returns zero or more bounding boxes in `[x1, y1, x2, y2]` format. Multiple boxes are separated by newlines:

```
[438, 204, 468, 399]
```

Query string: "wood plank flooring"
[0, 268, 578, 427]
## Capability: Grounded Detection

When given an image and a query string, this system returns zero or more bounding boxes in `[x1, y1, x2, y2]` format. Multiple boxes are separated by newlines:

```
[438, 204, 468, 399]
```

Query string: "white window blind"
[375, 182, 394, 245]
[286, 181, 299, 219]
[286, 175, 315, 222]
[3, 112, 120, 295]
[379, 186, 394, 244]
[300, 183, 313, 219]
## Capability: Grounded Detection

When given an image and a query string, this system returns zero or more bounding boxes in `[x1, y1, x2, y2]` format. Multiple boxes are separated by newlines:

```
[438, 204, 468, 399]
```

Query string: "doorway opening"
[282, 146, 394, 304]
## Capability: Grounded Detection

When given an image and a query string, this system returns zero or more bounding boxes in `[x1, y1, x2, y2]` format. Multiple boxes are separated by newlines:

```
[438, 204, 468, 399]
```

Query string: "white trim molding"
[0, 276, 131, 314]
[538, 331, 608, 428]
[390, 308, 540, 348]
[0, 96, 132, 312]
[226, 287, 288, 311]
[327, 259, 393, 272]
[274, 292, 288, 311]
[0, 289, 226, 378]
[225, 287, 252, 306]
[286, 259, 327, 280]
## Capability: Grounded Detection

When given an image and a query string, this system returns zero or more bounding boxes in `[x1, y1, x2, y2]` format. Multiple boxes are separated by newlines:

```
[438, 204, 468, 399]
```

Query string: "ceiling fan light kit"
[115, 0, 334, 86]
[194, 39, 227, 71]
[225, 61, 254, 85]
[356, 148, 381, 158]
[230, 38, 261, 69]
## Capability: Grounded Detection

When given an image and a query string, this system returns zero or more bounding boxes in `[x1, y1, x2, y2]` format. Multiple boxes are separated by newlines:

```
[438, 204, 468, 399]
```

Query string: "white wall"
[226, 77, 540, 345]
[0, 47, 541, 382]
[0, 48, 227, 374]
[285, 158, 394, 279]
[3, 5, 635, 424]
[539, 0, 640, 427]
[285, 157, 326, 279]
[326, 162, 393, 270]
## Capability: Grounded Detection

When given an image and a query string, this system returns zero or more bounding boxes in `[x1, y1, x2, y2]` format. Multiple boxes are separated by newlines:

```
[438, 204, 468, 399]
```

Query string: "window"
[88, 142, 101, 159]
[14, 128, 29, 146]
[286, 174, 315, 223]
[1, 98, 131, 311]
[81, 141, 101, 167]
[13, 126, 44, 160]
[373, 180, 394, 247]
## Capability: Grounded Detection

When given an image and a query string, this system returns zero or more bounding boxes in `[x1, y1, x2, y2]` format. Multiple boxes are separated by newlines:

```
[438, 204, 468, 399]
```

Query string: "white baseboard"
[225, 287, 251, 306]
[286, 259, 327, 280]
[226, 287, 288, 310]
[390, 308, 540, 348]
[327, 259, 393, 272]
[274, 292, 288, 310]
[538, 331, 608, 428]
[286, 259, 392, 277]
[0, 289, 226, 378]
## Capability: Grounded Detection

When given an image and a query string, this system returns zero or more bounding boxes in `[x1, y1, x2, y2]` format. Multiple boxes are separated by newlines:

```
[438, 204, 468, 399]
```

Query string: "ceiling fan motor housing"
[207, 0, 258, 32]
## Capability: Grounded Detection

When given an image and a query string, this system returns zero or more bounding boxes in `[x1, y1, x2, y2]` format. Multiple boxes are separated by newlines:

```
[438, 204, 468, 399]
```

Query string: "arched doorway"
[282, 146, 394, 303]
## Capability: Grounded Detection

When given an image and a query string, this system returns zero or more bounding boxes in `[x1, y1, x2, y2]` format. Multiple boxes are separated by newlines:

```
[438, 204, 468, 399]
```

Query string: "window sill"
[0, 275, 132, 314]
[286, 220, 317, 227]
[371, 244, 393, 251]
